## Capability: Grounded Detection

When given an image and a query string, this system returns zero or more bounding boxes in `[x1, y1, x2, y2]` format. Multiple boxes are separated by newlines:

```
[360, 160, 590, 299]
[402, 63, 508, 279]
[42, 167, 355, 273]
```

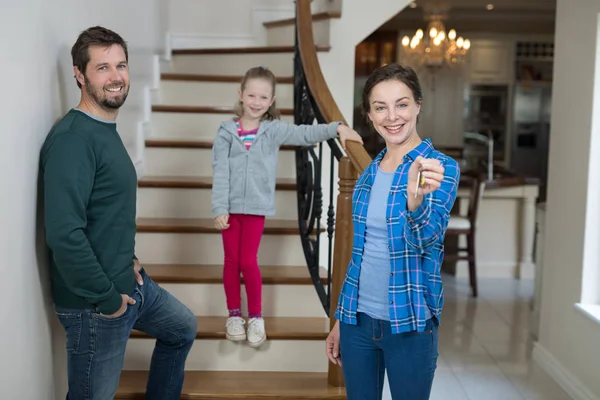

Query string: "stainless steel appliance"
[463, 84, 510, 164]
[510, 83, 552, 201]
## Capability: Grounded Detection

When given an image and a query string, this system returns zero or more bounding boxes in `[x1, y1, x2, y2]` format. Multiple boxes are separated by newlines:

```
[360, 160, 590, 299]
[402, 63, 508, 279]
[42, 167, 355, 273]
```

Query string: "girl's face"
[367, 79, 421, 146]
[238, 78, 275, 120]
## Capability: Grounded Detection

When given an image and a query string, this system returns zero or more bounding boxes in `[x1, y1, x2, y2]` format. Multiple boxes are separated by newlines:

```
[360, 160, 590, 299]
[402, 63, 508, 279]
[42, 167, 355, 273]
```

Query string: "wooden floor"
[115, 371, 346, 399]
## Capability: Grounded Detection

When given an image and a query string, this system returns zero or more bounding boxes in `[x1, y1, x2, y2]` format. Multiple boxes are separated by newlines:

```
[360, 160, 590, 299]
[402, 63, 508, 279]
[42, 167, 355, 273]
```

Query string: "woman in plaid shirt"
[325, 63, 460, 399]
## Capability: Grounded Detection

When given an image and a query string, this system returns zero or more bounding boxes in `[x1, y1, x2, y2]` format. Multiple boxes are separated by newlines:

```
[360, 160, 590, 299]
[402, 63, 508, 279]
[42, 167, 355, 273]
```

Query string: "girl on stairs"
[211, 66, 363, 348]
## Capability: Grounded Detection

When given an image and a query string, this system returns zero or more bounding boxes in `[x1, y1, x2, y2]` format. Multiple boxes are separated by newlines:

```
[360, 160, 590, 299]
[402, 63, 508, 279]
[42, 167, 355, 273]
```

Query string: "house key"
[415, 167, 425, 198]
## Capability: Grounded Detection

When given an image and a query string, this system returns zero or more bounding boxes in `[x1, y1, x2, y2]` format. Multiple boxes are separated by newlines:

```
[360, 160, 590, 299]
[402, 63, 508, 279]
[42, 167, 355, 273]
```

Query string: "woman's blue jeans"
[340, 313, 439, 400]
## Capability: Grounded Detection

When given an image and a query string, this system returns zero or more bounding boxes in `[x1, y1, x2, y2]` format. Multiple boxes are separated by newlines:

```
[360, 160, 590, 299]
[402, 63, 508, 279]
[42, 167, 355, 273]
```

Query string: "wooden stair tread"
[161, 73, 294, 84]
[131, 316, 329, 340]
[138, 175, 297, 190]
[145, 138, 305, 151]
[136, 218, 314, 234]
[116, 371, 345, 399]
[263, 11, 342, 28]
[171, 45, 330, 55]
[143, 264, 328, 285]
[152, 105, 293, 115]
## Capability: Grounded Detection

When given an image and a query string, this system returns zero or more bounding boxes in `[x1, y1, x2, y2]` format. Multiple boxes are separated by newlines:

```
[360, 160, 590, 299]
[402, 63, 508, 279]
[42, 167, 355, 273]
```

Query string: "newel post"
[328, 156, 358, 387]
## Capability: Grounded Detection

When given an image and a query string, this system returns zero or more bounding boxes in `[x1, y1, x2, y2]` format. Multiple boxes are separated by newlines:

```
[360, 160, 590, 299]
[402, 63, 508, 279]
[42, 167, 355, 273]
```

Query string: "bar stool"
[445, 173, 486, 297]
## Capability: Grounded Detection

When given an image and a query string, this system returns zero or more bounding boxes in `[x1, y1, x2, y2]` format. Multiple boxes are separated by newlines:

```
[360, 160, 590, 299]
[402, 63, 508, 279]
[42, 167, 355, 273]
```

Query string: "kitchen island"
[444, 172, 540, 281]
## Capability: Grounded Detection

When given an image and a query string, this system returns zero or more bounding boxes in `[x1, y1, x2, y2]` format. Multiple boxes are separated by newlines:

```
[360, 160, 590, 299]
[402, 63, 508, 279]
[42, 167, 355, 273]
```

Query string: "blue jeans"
[55, 268, 198, 400]
[340, 313, 438, 400]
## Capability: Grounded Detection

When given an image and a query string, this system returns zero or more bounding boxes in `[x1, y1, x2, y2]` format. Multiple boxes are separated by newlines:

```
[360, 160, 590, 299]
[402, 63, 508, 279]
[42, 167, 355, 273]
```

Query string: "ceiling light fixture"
[400, 13, 470, 71]
[486, 4, 494, 10]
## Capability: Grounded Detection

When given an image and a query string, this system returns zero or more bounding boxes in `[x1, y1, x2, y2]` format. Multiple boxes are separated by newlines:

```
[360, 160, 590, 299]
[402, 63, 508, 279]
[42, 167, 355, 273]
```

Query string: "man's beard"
[84, 75, 129, 110]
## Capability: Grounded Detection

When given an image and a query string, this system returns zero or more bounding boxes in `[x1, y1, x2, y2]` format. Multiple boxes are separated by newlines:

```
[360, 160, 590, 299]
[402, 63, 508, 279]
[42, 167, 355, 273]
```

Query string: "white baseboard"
[134, 121, 150, 178]
[152, 55, 161, 89]
[452, 260, 536, 280]
[453, 261, 523, 279]
[533, 342, 599, 400]
[134, 158, 145, 178]
[518, 261, 536, 280]
[168, 32, 259, 50]
[164, 34, 172, 61]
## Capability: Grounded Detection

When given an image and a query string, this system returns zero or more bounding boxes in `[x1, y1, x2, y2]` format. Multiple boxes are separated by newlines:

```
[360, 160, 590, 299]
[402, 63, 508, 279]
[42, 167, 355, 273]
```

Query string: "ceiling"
[378, 0, 557, 35]
[413, 0, 555, 12]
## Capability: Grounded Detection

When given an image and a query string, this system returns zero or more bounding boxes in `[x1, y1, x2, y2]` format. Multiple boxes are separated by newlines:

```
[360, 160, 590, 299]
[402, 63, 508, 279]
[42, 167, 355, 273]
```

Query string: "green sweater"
[41, 109, 137, 315]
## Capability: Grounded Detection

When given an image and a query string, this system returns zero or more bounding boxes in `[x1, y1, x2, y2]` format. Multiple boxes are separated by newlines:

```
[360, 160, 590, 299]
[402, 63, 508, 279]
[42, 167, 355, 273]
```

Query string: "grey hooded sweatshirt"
[211, 119, 341, 218]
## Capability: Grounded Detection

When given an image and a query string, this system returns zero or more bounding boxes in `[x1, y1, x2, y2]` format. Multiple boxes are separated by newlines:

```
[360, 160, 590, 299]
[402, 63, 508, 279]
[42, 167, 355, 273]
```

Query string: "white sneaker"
[247, 317, 267, 348]
[225, 316, 246, 341]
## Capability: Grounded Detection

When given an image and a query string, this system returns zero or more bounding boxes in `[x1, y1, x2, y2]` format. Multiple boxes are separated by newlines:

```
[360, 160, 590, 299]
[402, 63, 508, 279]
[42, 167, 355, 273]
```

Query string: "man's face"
[78, 44, 130, 110]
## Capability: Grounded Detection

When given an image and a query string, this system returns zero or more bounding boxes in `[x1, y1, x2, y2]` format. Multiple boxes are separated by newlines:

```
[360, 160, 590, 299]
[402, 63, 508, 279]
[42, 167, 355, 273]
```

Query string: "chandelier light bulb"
[402, 21, 468, 69]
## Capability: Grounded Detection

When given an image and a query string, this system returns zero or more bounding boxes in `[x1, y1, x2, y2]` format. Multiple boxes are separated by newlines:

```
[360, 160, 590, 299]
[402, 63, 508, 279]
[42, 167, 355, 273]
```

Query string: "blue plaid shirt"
[334, 139, 460, 333]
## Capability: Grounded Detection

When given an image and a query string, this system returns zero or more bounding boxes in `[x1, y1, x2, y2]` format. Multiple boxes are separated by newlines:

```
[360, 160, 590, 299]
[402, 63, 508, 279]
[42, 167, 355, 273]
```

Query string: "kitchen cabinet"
[468, 39, 514, 85]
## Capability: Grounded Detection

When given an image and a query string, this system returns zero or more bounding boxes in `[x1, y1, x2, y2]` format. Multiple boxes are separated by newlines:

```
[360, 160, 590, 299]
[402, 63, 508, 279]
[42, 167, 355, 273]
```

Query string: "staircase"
[115, 4, 348, 399]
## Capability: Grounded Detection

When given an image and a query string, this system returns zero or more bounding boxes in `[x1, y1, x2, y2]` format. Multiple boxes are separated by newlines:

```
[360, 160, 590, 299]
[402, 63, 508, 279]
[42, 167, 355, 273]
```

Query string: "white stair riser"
[150, 112, 294, 139]
[152, 284, 325, 317]
[266, 21, 331, 47]
[144, 147, 297, 178]
[171, 53, 294, 76]
[137, 188, 298, 219]
[135, 233, 310, 265]
[124, 339, 327, 372]
[156, 81, 294, 109]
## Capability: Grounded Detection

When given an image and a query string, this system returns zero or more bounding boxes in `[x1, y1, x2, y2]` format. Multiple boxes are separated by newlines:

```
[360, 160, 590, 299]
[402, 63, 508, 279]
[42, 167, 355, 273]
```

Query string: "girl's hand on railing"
[337, 125, 363, 150]
[214, 215, 230, 230]
[326, 320, 342, 366]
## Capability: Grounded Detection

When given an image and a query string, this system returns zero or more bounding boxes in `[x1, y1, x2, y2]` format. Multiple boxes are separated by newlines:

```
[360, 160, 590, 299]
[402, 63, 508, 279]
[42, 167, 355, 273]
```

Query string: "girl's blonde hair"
[234, 66, 280, 121]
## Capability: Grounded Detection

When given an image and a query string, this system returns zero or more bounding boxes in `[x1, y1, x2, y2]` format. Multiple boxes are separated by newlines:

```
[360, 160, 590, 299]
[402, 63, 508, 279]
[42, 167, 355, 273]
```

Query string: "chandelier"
[400, 15, 470, 70]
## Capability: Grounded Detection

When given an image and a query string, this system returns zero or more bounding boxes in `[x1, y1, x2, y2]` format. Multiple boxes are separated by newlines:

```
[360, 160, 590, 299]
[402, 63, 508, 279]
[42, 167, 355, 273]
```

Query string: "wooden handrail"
[296, 0, 372, 174]
[295, 0, 375, 388]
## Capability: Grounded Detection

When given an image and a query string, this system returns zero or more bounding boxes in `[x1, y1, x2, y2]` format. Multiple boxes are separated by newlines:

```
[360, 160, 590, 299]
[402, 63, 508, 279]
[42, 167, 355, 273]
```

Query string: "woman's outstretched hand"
[326, 320, 342, 366]
[407, 156, 445, 211]
[337, 125, 364, 150]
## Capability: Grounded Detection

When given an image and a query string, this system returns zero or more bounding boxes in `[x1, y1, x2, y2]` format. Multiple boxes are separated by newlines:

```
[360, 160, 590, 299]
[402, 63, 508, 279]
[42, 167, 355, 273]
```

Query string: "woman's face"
[367, 79, 420, 146]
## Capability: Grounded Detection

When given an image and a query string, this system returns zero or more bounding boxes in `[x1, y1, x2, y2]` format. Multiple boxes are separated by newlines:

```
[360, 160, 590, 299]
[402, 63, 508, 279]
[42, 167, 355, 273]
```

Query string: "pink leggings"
[221, 213, 265, 317]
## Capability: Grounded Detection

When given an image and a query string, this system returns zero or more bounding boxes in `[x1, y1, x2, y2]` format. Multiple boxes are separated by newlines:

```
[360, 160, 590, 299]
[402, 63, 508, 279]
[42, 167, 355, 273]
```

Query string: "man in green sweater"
[41, 26, 197, 400]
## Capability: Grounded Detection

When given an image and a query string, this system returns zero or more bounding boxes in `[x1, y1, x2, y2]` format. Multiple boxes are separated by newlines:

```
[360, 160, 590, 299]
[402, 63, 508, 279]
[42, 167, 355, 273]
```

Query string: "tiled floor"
[387, 276, 572, 400]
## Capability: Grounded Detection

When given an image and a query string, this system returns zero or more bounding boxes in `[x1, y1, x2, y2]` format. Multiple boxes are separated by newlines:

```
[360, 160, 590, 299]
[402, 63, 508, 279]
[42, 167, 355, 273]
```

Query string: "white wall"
[319, 1, 411, 124]
[535, 0, 600, 398]
[0, 1, 163, 398]
[165, 0, 340, 49]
